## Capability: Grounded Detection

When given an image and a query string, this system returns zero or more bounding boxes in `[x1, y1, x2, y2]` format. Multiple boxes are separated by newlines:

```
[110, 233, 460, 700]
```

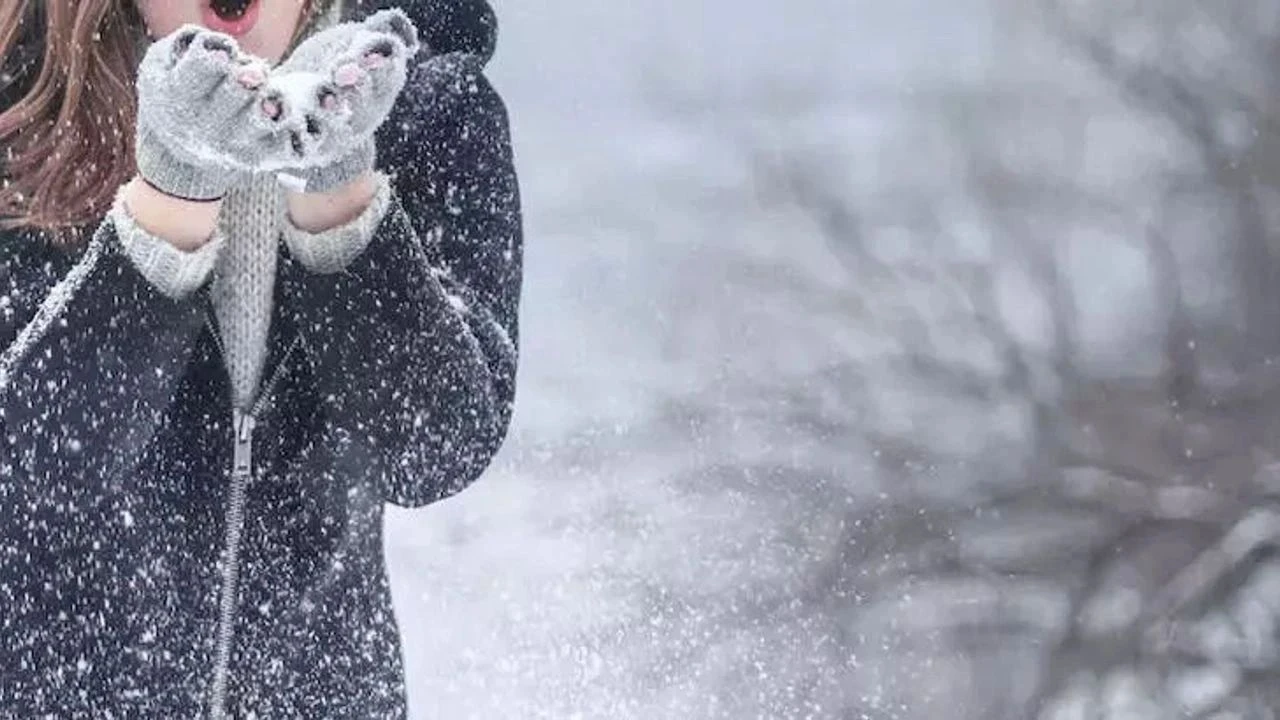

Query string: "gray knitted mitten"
[258, 9, 421, 193]
[134, 26, 275, 201]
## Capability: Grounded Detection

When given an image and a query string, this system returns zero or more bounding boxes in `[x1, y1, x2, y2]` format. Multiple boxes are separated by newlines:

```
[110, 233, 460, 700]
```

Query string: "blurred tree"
[638, 1, 1280, 717]
[851, 0, 1280, 716]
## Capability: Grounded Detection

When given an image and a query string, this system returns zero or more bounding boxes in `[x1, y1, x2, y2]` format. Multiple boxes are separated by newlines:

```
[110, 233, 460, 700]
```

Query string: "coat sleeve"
[278, 52, 523, 508]
[0, 219, 210, 483]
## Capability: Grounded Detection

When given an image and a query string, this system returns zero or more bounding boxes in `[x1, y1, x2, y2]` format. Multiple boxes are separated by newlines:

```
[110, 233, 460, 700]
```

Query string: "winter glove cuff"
[277, 140, 375, 195]
[135, 125, 238, 202]
[282, 170, 391, 274]
[111, 184, 225, 299]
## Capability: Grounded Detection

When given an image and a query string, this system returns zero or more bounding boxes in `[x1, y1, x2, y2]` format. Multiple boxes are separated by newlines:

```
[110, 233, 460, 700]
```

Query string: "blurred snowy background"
[385, 0, 1280, 717]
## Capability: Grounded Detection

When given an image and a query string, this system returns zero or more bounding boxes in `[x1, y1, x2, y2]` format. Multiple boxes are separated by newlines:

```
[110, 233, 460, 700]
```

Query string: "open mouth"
[202, 0, 261, 37]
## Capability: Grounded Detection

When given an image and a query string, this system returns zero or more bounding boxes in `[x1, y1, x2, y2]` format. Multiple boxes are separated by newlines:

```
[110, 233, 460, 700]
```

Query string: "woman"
[0, 0, 521, 716]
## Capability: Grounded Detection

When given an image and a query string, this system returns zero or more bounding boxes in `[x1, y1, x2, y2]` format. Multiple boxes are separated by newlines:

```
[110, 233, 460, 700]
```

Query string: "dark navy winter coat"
[0, 0, 520, 716]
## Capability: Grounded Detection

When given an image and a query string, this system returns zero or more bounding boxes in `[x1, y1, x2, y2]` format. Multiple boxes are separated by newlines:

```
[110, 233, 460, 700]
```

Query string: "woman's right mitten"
[134, 25, 275, 201]
[257, 9, 421, 193]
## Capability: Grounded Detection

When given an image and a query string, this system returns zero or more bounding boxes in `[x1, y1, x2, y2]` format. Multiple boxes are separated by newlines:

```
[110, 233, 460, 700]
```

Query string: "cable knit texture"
[111, 187, 225, 300]
[209, 173, 283, 410]
[282, 171, 392, 273]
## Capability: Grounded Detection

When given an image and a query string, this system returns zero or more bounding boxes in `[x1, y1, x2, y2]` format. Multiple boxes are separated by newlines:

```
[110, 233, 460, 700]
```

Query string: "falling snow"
[6, 0, 1280, 718]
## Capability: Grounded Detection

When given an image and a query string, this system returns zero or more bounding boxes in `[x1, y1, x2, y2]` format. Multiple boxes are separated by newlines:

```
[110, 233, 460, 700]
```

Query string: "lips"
[202, 0, 261, 38]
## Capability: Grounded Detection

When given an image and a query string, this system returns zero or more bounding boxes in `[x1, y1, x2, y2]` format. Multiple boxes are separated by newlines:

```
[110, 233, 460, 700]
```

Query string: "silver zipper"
[207, 409, 252, 720]
[203, 302, 302, 719]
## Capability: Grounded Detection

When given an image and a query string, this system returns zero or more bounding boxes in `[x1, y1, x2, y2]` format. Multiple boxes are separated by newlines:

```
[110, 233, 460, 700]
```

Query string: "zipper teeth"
[202, 296, 301, 718]
[208, 463, 250, 720]
[252, 334, 302, 416]
[204, 310, 225, 360]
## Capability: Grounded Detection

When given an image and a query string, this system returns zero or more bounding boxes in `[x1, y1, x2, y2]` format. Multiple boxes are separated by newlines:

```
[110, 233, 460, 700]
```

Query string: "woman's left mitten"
[260, 9, 421, 193]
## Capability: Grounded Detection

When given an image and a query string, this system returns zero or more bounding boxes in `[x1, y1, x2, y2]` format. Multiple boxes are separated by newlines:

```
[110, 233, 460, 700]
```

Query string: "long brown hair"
[0, 0, 328, 246]
[0, 0, 141, 244]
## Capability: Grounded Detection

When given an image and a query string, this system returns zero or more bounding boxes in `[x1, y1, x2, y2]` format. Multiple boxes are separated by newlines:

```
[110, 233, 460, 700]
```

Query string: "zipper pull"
[232, 408, 255, 476]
